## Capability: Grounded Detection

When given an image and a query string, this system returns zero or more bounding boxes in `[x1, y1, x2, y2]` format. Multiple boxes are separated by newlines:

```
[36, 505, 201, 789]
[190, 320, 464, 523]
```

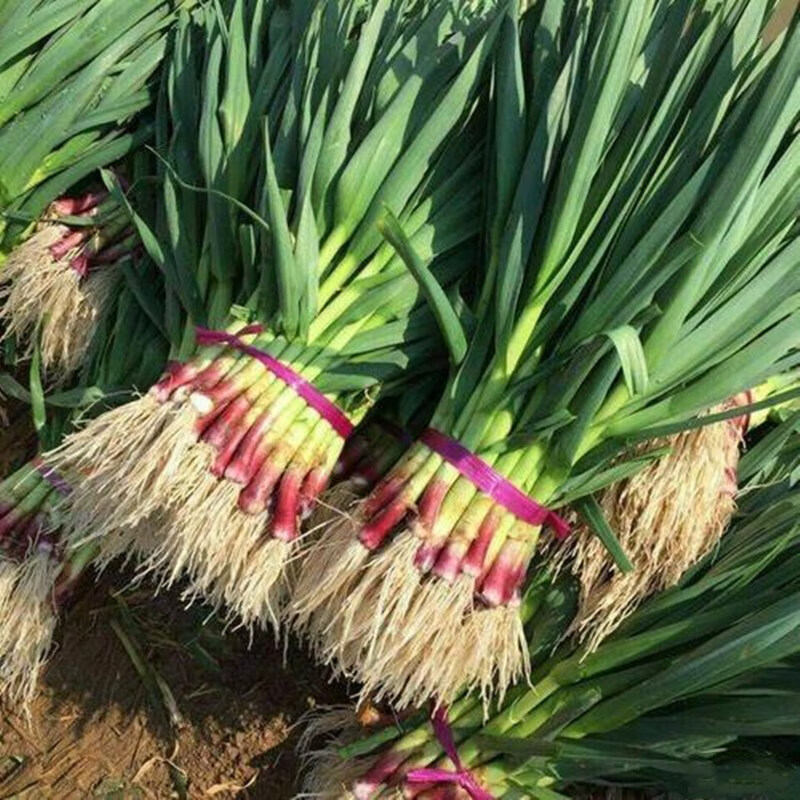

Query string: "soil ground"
[0, 574, 348, 799]
[1, 1, 797, 797]
[0, 402, 347, 799]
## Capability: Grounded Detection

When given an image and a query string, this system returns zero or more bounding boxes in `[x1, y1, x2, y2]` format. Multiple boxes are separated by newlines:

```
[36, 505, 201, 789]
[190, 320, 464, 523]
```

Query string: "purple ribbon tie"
[406, 706, 494, 800]
[195, 325, 354, 438]
[421, 427, 569, 539]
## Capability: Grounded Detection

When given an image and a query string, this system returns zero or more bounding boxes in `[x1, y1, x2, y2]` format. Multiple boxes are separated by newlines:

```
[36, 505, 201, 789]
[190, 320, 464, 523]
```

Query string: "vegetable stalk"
[304, 422, 800, 798]
[292, 0, 800, 707]
[48, 0, 500, 631]
[0, 187, 135, 381]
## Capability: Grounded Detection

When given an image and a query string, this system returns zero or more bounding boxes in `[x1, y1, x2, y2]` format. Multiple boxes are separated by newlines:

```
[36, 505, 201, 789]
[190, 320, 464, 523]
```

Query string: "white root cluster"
[0, 226, 117, 383]
[553, 417, 743, 651]
[296, 706, 394, 800]
[0, 551, 60, 710]
[292, 511, 529, 711]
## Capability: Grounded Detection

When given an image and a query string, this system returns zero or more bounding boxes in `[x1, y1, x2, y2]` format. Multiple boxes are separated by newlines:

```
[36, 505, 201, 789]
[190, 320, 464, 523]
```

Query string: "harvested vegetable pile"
[0, 1, 799, 799]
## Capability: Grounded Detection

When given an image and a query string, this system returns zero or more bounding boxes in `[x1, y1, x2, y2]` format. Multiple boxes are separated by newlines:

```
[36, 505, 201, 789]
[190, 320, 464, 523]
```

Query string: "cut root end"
[50, 397, 198, 548]
[213, 536, 295, 631]
[290, 499, 371, 645]
[0, 553, 61, 711]
[297, 706, 392, 800]
[0, 229, 118, 382]
[299, 751, 378, 799]
[553, 417, 742, 651]
[295, 524, 528, 710]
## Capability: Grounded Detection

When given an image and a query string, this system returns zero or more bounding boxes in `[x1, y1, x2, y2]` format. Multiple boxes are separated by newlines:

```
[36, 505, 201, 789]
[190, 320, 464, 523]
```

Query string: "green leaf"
[340, 9, 502, 271]
[263, 121, 300, 337]
[576, 591, 800, 735]
[573, 495, 634, 574]
[29, 342, 46, 435]
[604, 325, 648, 396]
[218, 0, 251, 154]
[99, 168, 205, 326]
[119, 259, 169, 344]
[313, 0, 391, 219]
[378, 208, 467, 366]
[558, 445, 671, 504]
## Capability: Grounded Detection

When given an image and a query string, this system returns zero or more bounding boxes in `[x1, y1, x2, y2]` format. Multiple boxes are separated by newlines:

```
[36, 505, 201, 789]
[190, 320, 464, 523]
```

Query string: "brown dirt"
[0, 397, 349, 799]
[0, 574, 349, 799]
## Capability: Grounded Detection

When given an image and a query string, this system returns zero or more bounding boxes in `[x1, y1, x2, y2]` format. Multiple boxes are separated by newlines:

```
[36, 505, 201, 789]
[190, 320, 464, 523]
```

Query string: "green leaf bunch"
[0, 0, 195, 247]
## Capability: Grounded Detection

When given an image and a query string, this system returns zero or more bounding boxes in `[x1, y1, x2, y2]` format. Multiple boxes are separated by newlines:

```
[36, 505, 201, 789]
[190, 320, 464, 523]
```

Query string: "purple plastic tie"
[406, 705, 495, 800]
[32, 458, 71, 497]
[421, 427, 569, 539]
[195, 325, 354, 439]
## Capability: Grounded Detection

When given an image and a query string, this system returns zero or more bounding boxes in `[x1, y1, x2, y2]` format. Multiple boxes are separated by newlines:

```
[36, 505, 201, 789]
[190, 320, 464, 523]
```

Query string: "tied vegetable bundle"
[47, 0, 501, 631]
[0, 0, 197, 383]
[0, 2, 195, 705]
[552, 388, 753, 650]
[292, 0, 800, 707]
[0, 0, 190, 246]
[0, 186, 136, 382]
[554, 373, 800, 650]
[303, 413, 800, 800]
[0, 261, 169, 707]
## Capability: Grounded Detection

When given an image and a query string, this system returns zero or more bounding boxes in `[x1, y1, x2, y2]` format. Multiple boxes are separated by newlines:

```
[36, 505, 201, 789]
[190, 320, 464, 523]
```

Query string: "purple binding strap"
[195, 326, 355, 439]
[421, 427, 569, 539]
[32, 457, 71, 497]
[406, 705, 494, 800]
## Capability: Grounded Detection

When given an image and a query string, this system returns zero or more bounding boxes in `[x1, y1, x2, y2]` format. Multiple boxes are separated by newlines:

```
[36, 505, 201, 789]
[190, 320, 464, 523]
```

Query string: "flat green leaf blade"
[604, 325, 648, 396]
[574, 495, 634, 574]
[263, 123, 300, 336]
[29, 341, 46, 435]
[378, 208, 467, 367]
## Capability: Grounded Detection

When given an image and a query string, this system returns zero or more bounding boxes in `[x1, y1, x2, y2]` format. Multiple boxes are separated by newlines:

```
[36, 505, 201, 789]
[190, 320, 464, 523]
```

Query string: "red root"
[298, 466, 330, 518]
[359, 496, 412, 550]
[190, 359, 236, 394]
[197, 378, 240, 408]
[49, 229, 88, 261]
[152, 361, 202, 401]
[238, 450, 281, 514]
[364, 472, 409, 517]
[224, 412, 274, 484]
[193, 396, 234, 439]
[209, 418, 252, 478]
[200, 395, 252, 449]
[409, 480, 450, 571]
[352, 750, 407, 799]
[430, 538, 467, 582]
[478, 538, 527, 607]
[461, 507, 501, 577]
[271, 470, 303, 541]
[413, 541, 441, 573]
[68, 253, 90, 278]
[417, 480, 448, 531]
[50, 191, 107, 216]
